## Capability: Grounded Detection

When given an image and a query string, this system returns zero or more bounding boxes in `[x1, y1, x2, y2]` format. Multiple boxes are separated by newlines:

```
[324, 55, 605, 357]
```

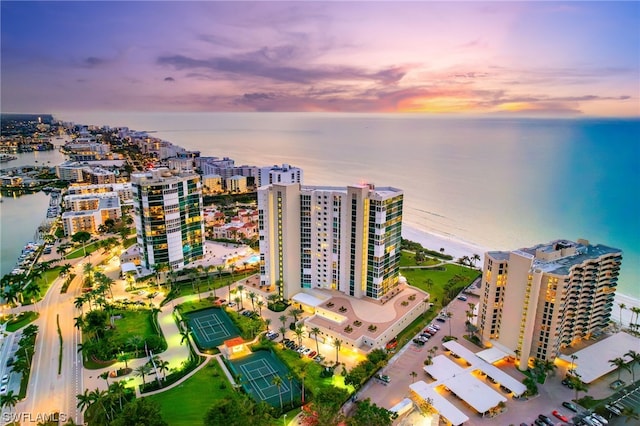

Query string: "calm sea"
[5, 113, 640, 299]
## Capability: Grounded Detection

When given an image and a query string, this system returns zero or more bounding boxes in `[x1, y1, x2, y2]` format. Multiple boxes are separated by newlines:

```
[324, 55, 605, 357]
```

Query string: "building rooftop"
[523, 240, 622, 275]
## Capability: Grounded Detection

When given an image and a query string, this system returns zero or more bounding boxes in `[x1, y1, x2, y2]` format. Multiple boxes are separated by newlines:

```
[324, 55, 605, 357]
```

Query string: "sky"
[1, 1, 639, 116]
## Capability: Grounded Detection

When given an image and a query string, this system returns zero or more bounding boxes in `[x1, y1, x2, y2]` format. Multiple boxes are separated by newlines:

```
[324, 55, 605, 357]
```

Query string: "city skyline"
[2, 1, 639, 117]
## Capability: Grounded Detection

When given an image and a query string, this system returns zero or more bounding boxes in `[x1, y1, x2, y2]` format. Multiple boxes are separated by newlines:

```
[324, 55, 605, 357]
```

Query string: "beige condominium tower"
[477, 239, 622, 367]
[258, 183, 403, 301]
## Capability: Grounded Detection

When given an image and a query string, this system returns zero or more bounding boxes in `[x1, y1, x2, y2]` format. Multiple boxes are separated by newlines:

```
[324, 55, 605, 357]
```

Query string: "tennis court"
[184, 307, 241, 349]
[229, 350, 301, 407]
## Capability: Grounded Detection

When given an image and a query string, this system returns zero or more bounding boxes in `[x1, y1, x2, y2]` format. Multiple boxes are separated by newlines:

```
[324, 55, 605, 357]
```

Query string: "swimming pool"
[246, 255, 260, 264]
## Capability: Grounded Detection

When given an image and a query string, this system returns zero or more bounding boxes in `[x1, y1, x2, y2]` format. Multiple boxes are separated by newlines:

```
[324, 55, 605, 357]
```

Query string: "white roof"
[292, 292, 325, 308]
[423, 355, 465, 381]
[558, 332, 640, 383]
[445, 373, 507, 413]
[121, 262, 139, 273]
[388, 398, 413, 416]
[410, 381, 469, 426]
[443, 341, 526, 397]
[477, 347, 509, 364]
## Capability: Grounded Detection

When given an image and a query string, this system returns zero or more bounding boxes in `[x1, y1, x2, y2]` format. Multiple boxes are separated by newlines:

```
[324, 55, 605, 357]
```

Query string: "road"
[6, 248, 104, 426]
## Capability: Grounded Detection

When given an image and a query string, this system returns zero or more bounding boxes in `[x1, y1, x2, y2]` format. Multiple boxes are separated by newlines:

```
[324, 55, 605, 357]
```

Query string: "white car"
[1, 374, 8, 384]
[0, 385, 7, 394]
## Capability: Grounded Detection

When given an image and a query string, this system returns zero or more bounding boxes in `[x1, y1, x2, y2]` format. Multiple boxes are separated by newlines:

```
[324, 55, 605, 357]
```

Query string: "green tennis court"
[229, 350, 301, 407]
[184, 307, 240, 350]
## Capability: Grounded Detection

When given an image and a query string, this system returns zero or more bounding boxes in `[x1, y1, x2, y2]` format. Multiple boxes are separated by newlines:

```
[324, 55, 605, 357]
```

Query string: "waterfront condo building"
[131, 168, 204, 270]
[477, 239, 622, 367]
[258, 183, 403, 301]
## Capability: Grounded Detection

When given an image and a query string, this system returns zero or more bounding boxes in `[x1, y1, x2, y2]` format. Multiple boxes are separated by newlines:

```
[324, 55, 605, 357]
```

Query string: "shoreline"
[401, 222, 640, 318]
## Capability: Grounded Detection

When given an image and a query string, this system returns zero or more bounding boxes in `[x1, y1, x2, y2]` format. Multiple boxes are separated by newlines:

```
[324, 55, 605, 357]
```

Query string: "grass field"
[110, 309, 159, 350]
[6, 311, 39, 332]
[66, 241, 100, 259]
[147, 360, 236, 426]
[22, 266, 62, 304]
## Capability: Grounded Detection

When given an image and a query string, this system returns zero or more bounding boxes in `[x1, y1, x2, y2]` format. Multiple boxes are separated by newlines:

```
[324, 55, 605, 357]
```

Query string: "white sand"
[402, 223, 488, 263]
[401, 222, 640, 321]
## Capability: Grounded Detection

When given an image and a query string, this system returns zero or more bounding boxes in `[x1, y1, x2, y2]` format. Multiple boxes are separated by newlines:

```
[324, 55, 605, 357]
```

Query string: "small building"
[222, 337, 250, 360]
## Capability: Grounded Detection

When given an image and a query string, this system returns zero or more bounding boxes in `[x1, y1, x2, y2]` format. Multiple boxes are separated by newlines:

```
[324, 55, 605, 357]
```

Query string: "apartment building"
[131, 168, 204, 270]
[61, 192, 122, 235]
[258, 164, 303, 187]
[66, 182, 134, 205]
[477, 239, 622, 366]
[258, 183, 404, 301]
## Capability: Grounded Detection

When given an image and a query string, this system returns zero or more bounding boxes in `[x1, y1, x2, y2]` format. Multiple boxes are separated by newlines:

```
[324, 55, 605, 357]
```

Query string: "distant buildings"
[55, 160, 121, 184]
[66, 182, 134, 205]
[258, 164, 303, 187]
[258, 182, 404, 301]
[477, 239, 622, 366]
[131, 168, 205, 270]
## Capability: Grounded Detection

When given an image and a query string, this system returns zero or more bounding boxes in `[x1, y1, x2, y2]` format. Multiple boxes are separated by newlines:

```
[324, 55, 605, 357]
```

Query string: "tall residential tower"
[477, 239, 622, 366]
[131, 168, 204, 270]
[258, 183, 403, 301]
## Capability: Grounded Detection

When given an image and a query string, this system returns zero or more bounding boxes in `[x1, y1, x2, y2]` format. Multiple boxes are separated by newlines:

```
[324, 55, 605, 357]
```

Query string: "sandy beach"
[401, 222, 639, 324]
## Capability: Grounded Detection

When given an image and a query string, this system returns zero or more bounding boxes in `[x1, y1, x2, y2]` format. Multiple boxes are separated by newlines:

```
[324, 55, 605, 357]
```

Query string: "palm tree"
[229, 263, 236, 278]
[287, 372, 295, 405]
[0, 390, 20, 414]
[108, 381, 127, 411]
[333, 339, 343, 364]
[180, 330, 190, 346]
[610, 357, 629, 380]
[135, 364, 151, 386]
[74, 315, 85, 331]
[471, 253, 481, 268]
[256, 300, 265, 316]
[621, 406, 640, 423]
[88, 388, 110, 421]
[625, 350, 640, 382]
[294, 325, 305, 347]
[424, 278, 434, 290]
[264, 318, 271, 331]
[99, 371, 110, 388]
[237, 284, 245, 309]
[279, 314, 287, 329]
[279, 326, 287, 343]
[569, 354, 578, 375]
[157, 359, 170, 381]
[272, 376, 284, 411]
[117, 352, 131, 369]
[60, 263, 73, 277]
[619, 303, 627, 326]
[299, 365, 308, 403]
[234, 296, 241, 312]
[248, 291, 257, 312]
[446, 311, 453, 337]
[76, 389, 92, 413]
[410, 371, 418, 383]
[311, 327, 321, 355]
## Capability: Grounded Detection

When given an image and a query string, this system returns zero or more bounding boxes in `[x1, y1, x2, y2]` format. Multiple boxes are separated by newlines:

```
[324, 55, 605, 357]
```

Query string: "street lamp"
[283, 413, 287, 426]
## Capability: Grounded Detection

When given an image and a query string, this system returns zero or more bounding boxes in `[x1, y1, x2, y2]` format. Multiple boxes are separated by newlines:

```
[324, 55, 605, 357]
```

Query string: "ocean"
[3, 113, 639, 301]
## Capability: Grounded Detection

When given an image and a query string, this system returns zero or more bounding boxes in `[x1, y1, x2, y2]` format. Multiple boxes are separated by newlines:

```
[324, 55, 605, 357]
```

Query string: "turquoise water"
[18, 113, 640, 299]
[246, 255, 260, 264]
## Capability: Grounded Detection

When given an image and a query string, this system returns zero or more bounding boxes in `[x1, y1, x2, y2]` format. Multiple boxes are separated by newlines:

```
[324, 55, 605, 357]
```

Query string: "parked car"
[0, 385, 6, 395]
[562, 401, 578, 412]
[605, 404, 621, 416]
[591, 413, 608, 425]
[413, 338, 425, 346]
[436, 317, 447, 323]
[552, 410, 569, 422]
[1, 375, 8, 384]
[457, 295, 468, 301]
[308, 351, 317, 358]
[562, 378, 575, 389]
[430, 324, 441, 330]
[376, 374, 391, 384]
[538, 414, 554, 426]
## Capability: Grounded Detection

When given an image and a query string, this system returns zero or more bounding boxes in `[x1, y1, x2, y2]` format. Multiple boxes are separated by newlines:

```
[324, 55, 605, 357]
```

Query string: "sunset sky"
[2, 1, 638, 116]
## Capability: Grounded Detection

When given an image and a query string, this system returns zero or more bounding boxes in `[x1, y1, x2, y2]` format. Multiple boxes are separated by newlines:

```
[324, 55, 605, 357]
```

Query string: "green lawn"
[162, 271, 257, 303]
[66, 241, 100, 259]
[5, 311, 39, 332]
[400, 254, 480, 309]
[147, 359, 236, 426]
[23, 266, 62, 304]
[110, 309, 161, 352]
[399, 251, 440, 267]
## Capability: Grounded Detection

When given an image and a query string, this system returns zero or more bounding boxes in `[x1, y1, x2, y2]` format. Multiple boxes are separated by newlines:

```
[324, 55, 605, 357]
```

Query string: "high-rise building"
[131, 168, 204, 270]
[258, 183, 403, 300]
[258, 164, 303, 187]
[477, 239, 622, 366]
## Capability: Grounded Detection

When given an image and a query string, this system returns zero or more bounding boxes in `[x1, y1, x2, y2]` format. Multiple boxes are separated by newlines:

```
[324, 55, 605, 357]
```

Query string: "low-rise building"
[61, 192, 122, 235]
